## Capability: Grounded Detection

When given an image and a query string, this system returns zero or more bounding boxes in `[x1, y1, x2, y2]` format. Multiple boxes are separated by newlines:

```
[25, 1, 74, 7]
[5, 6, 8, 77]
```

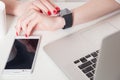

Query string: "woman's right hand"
[32, 0, 60, 16]
[4, 0, 60, 16]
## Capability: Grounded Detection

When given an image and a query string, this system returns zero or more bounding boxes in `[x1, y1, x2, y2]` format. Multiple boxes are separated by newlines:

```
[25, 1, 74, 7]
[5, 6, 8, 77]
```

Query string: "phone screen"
[5, 39, 39, 69]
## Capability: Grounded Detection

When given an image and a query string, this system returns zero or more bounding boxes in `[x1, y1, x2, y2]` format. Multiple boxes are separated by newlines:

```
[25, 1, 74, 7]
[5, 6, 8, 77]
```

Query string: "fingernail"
[25, 34, 28, 37]
[40, 10, 43, 13]
[16, 32, 18, 36]
[56, 7, 60, 11]
[20, 27, 22, 30]
[47, 11, 51, 16]
[53, 10, 57, 14]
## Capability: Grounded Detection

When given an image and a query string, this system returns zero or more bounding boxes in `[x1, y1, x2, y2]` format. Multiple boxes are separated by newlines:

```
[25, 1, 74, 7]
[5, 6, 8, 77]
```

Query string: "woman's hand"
[14, 1, 40, 16]
[4, 0, 60, 16]
[32, 0, 60, 16]
[16, 9, 65, 37]
[15, 0, 62, 37]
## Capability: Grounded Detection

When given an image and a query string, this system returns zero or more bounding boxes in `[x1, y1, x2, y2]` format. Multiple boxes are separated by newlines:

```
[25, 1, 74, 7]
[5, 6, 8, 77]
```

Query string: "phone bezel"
[3, 36, 41, 75]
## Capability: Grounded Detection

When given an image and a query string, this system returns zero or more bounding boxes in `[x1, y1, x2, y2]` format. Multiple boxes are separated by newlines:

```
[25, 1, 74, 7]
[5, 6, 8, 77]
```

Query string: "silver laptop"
[44, 23, 120, 80]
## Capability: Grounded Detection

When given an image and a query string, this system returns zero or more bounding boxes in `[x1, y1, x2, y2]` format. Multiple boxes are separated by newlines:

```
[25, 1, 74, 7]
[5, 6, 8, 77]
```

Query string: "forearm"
[2, 0, 20, 16]
[72, 0, 120, 26]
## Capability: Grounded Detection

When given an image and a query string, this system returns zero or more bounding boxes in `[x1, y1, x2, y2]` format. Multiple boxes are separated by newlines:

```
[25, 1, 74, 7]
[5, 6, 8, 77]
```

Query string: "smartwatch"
[59, 8, 73, 29]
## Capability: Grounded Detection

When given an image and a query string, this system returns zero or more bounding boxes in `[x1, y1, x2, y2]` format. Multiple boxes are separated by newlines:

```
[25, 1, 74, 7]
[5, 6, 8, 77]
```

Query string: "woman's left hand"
[16, 9, 65, 37]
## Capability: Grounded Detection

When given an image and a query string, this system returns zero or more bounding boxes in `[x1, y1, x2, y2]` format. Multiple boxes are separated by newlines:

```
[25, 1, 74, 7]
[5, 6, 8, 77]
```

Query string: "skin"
[2, 0, 40, 16]
[72, 0, 120, 26]
[2, 0, 120, 37]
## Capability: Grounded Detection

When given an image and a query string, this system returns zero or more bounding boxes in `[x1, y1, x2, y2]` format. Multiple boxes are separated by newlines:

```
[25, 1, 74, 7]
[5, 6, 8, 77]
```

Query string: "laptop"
[44, 21, 119, 80]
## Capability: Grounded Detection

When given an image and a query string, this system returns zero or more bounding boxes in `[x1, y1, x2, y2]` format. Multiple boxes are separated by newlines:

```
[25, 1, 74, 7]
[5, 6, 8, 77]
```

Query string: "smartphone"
[3, 36, 41, 75]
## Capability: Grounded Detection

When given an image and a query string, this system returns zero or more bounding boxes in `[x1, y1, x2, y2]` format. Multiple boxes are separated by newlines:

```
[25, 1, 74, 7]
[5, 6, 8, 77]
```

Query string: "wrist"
[55, 17, 65, 29]
[4, 0, 19, 16]
[59, 8, 73, 29]
[14, 2, 22, 16]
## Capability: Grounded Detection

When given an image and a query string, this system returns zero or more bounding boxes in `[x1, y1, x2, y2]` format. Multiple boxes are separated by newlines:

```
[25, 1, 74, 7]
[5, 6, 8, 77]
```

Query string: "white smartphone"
[3, 36, 41, 75]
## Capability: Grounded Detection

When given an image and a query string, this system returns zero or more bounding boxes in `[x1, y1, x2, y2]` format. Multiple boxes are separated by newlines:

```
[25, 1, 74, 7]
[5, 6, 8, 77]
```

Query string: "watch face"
[59, 8, 72, 16]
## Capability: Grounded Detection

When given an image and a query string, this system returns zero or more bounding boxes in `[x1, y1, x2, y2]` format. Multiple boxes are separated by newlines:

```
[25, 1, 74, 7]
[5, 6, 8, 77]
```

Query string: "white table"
[0, 2, 120, 80]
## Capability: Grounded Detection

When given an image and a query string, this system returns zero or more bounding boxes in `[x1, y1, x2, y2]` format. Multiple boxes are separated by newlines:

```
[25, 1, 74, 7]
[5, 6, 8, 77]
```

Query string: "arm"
[16, 0, 120, 37]
[2, 0, 39, 16]
[72, 0, 120, 26]
[2, 0, 60, 16]
[2, 0, 19, 15]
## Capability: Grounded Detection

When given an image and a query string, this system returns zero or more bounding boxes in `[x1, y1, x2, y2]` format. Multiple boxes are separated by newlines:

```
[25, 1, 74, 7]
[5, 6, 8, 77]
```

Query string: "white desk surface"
[0, 2, 120, 80]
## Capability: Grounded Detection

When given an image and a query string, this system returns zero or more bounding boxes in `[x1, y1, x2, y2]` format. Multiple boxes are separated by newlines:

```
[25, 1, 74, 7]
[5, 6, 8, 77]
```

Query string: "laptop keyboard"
[74, 50, 99, 80]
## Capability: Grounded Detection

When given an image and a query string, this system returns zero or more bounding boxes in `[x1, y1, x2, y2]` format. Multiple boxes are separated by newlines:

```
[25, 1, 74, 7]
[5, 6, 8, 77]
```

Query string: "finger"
[26, 19, 37, 36]
[32, 5, 43, 13]
[21, 12, 37, 35]
[16, 9, 35, 36]
[16, 20, 22, 36]
[28, 2, 41, 12]
[40, 0, 57, 15]
[30, 4, 39, 11]
[32, 0, 51, 16]
[48, 0, 60, 11]
[19, 9, 35, 32]
[20, 9, 35, 20]
[16, 16, 29, 36]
